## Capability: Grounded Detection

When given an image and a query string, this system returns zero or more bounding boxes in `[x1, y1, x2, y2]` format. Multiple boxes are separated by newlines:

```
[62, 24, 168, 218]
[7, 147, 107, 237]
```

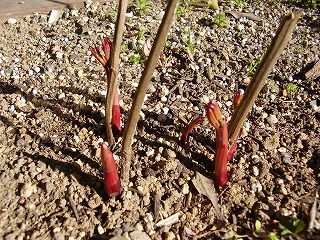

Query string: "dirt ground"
[0, 0, 319, 239]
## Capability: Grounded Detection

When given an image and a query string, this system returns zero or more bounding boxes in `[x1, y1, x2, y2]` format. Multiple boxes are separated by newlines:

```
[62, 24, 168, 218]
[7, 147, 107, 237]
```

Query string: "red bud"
[205, 100, 224, 129]
[181, 115, 203, 146]
[101, 38, 112, 61]
[100, 142, 121, 197]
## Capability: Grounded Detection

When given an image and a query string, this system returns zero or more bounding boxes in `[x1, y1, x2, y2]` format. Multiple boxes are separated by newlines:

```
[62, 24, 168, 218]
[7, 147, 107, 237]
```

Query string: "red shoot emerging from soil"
[100, 142, 121, 197]
[112, 89, 121, 133]
[181, 115, 203, 146]
[91, 38, 112, 71]
[91, 38, 121, 134]
[205, 101, 228, 187]
[227, 89, 244, 161]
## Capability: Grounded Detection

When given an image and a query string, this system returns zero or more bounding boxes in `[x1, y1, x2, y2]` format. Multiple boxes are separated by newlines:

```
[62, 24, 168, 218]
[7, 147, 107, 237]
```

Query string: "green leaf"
[280, 219, 306, 236]
[268, 232, 280, 240]
[255, 220, 262, 231]
[293, 219, 306, 234]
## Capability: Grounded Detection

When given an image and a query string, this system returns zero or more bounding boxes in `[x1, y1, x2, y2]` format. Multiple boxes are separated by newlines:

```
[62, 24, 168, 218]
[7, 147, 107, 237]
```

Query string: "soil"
[0, 0, 319, 239]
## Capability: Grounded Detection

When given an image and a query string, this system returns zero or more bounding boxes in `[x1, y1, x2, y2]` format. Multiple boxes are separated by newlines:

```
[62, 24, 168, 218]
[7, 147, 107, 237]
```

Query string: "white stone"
[159, 96, 167, 103]
[267, 114, 278, 124]
[310, 100, 318, 111]
[252, 166, 259, 176]
[7, 18, 17, 24]
[34, 66, 41, 73]
[237, 24, 245, 31]
[20, 183, 36, 198]
[97, 225, 104, 234]
[181, 183, 189, 194]
[163, 107, 170, 115]
[278, 147, 287, 153]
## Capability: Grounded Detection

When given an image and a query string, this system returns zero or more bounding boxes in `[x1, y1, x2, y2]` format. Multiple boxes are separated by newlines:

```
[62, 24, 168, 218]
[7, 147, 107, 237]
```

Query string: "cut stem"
[228, 11, 303, 142]
[105, 0, 128, 145]
[121, 0, 179, 186]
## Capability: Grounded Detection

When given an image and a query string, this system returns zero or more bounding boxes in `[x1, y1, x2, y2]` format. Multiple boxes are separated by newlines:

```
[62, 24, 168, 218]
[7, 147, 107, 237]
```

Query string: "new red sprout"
[91, 38, 121, 133]
[100, 142, 121, 197]
[205, 100, 228, 187]
[112, 89, 121, 133]
[227, 89, 244, 161]
[181, 115, 203, 146]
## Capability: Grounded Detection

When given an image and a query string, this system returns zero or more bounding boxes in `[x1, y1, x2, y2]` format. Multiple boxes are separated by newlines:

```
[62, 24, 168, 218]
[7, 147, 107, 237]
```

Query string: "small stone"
[163, 149, 176, 159]
[165, 231, 175, 240]
[58, 93, 65, 100]
[121, 222, 133, 232]
[237, 24, 244, 31]
[157, 114, 167, 122]
[281, 208, 292, 216]
[278, 147, 287, 153]
[20, 183, 36, 198]
[267, 114, 278, 124]
[97, 225, 104, 234]
[251, 181, 262, 192]
[34, 66, 41, 73]
[276, 178, 284, 185]
[45, 182, 54, 194]
[7, 18, 17, 24]
[130, 231, 151, 240]
[252, 166, 259, 176]
[134, 222, 144, 232]
[282, 155, 291, 164]
[310, 100, 318, 111]
[163, 107, 170, 115]
[280, 186, 288, 195]
[181, 183, 189, 194]
[161, 96, 167, 102]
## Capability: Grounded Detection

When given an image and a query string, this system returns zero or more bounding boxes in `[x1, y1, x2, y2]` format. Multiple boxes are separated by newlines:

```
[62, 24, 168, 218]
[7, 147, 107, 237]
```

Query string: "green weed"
[136, 0, 150, 16]
[246, 54, 263, 77]
[212, 12, 229, 28]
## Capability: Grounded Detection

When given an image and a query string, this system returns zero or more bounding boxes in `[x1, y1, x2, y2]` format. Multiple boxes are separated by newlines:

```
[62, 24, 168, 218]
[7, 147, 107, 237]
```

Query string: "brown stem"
[105, 0, 128, 145]
[228, 11, 303, 142]
[121, 0, 180, 186]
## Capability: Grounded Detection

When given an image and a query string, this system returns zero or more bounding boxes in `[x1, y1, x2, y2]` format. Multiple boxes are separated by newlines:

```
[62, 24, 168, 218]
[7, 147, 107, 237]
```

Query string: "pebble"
[252, 166, 259, 176]
[20, 183, 37, 198]
[163, 149, 176, 159]
[267, 114, 278, 124]
[34, 66, 41, 73]
[165, 231, 175, 240]
[130, 231, 151, 240]
[97, 225, 104, 234]
[7, 18, 17, 24]
[310, 100, 318, 111]
[157, 114, 167, 122]
[278, 147, 287, 153]
[181, 183, 189, 194]
[163, 107, 170, 115]
[237, 24, 245, 31]
[282, 155, 291, 164]
[161, 96, 167, 102]
[251, 181, 262, 193]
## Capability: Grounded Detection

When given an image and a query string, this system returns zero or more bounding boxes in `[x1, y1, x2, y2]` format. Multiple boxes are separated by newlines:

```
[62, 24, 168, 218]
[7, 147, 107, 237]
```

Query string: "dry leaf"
[192, 172, 222, 219]
[226, 11, 262, 21]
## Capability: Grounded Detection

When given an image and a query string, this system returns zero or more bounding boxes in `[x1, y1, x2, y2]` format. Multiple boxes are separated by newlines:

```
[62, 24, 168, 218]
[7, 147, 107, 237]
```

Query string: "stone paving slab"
[0, 0, 108, 20]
